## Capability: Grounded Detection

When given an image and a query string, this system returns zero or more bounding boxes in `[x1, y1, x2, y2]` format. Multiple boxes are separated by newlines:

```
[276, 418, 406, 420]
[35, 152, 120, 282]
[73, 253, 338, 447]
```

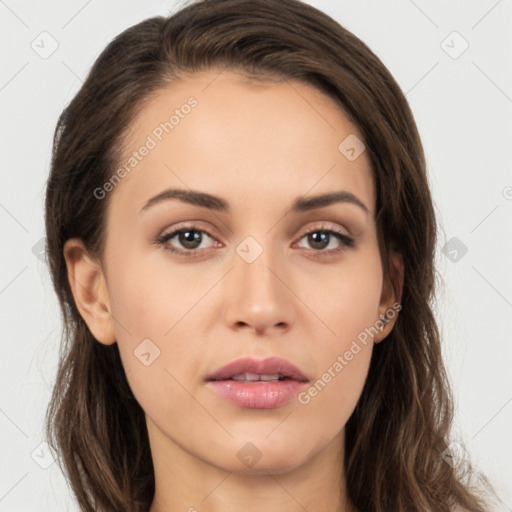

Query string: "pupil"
[180, 230, 201, 249]
[309, 232, 329, 250]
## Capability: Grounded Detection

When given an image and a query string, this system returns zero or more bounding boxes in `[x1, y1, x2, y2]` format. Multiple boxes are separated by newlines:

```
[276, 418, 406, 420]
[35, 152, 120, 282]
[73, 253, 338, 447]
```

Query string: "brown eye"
[157, 225, 218, 257]
[297, 228, 354, 254]
[174, 229, 203, 250]
[306, 231, 331, 250]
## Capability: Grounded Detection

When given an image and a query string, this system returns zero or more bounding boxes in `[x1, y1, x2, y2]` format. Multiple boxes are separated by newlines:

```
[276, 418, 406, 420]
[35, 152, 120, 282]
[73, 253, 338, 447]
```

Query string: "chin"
[218, 443, 309, 476]
[232, 457, 304, 476]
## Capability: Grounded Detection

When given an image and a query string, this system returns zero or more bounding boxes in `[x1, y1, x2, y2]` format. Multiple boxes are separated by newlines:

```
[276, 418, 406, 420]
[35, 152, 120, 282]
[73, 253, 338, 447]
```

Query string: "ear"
[374, 251, 404, 343]
[63, 238, 116, 345]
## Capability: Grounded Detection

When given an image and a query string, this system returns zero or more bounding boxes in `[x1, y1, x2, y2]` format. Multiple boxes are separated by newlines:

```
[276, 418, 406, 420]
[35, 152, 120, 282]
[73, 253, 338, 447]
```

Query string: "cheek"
[104, 248, 215, 407]
[106, 245, 211, 341]
[300, 248, 382, 413]
[295, 276, 379, 439]
[297, 342, 372, 445]
[314, 247, 383, 346]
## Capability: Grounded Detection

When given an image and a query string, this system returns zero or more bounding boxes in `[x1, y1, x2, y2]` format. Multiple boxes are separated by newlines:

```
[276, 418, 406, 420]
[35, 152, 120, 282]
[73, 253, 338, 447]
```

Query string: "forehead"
[107, 69, 374, 219]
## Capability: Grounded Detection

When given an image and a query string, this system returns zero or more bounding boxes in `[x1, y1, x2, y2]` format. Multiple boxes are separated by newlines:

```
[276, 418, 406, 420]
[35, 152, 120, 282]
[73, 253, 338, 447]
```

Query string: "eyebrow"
[140, 188, 369, 214]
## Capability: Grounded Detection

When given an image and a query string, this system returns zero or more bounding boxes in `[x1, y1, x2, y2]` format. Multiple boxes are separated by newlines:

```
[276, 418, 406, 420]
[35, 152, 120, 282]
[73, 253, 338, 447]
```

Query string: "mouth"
[205, 356, 309, 409]
[205, 356, 310, 383]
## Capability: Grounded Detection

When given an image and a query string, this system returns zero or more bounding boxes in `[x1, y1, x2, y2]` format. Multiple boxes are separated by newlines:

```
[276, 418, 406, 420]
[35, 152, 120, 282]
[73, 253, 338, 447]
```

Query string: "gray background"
[1, 0, 511, 510]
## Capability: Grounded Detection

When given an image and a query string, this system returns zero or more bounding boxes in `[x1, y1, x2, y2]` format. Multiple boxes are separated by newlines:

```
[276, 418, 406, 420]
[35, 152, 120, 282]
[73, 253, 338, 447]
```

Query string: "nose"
[222, 244, 296, 336]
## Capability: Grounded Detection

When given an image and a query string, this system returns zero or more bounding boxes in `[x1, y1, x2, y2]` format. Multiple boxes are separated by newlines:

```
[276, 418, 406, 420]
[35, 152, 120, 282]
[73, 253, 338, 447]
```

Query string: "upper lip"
[206, 356, 309, 382]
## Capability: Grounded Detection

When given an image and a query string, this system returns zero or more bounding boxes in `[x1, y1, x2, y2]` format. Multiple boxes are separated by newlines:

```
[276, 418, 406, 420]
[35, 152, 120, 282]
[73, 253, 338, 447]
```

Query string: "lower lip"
[207, 379, 308, 409]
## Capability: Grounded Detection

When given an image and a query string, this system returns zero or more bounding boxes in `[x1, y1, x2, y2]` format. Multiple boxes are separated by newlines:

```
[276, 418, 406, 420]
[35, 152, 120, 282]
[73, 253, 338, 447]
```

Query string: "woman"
[44, 0, 496, 510]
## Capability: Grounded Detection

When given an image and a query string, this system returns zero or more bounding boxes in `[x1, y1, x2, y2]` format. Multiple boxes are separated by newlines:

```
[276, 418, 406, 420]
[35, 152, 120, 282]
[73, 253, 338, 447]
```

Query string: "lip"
[205, 356, 310, 383]
[205, 356, 310, 409]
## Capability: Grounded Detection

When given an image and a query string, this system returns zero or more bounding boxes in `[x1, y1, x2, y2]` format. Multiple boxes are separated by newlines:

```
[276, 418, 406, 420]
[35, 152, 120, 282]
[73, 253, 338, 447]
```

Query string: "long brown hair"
[44, 0, 495, 510]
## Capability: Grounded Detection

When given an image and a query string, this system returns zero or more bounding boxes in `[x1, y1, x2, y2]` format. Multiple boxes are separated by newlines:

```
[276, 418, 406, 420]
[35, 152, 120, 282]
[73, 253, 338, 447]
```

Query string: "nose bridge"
[223, 233, 295, 333]
[237, 237, 278, 296]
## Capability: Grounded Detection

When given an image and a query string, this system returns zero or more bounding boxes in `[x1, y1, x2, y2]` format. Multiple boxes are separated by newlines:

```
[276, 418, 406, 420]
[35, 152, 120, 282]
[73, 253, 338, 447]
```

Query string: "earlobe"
[374, 251, 404, 343]
[63, 238, 117, 345]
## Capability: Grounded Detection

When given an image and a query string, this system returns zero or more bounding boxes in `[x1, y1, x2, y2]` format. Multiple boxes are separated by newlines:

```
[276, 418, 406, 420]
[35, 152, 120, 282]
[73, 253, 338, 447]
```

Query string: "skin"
[64, 69, 403, 512]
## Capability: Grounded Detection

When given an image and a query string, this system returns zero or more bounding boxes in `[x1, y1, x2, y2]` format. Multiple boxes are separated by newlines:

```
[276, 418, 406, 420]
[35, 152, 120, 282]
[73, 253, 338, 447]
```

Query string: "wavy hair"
[44, 0, 495, 510]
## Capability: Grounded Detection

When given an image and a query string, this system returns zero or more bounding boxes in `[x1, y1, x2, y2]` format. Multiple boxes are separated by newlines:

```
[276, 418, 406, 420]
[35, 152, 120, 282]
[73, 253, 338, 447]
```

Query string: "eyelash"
[155, 223, 355, 259]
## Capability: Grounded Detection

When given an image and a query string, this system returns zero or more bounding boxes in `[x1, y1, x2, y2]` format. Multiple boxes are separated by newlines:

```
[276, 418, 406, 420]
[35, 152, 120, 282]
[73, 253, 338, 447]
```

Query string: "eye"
[156, 224, 220, 257]
[156, 223, 355, 259]
[295, 226, 355, 257]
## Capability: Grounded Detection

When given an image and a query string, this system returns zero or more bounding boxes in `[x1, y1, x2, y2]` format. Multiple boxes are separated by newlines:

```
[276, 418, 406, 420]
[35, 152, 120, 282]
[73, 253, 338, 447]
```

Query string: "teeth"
[231, 372, 282, 382]
[259, 373, 282, 381]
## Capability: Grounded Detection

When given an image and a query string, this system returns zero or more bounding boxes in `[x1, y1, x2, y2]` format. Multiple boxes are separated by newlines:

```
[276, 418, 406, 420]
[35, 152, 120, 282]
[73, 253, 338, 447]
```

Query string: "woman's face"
[68, 70, 399, 476]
